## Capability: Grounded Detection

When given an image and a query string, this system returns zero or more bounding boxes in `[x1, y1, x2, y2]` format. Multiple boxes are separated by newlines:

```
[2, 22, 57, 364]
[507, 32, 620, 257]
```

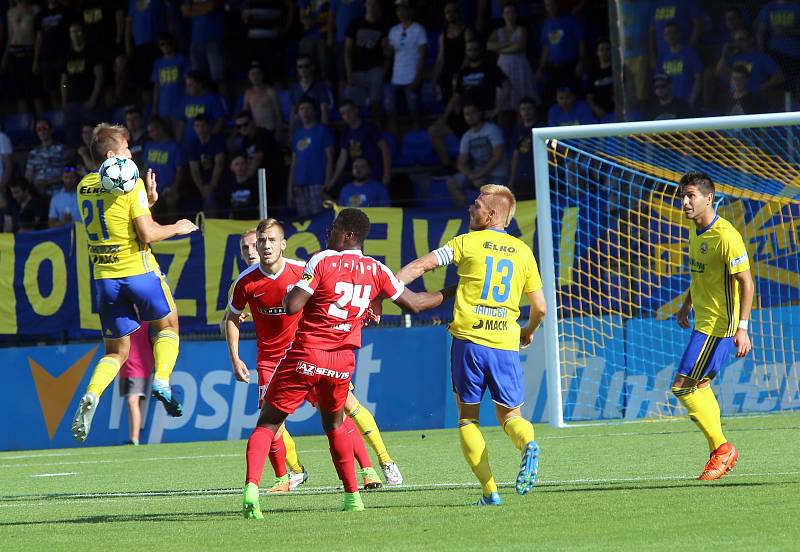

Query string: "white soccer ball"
[99, 156, 139, 195]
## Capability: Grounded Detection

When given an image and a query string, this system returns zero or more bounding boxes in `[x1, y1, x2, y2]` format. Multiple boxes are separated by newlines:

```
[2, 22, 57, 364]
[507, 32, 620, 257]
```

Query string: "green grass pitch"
[2, 413, 799, 551]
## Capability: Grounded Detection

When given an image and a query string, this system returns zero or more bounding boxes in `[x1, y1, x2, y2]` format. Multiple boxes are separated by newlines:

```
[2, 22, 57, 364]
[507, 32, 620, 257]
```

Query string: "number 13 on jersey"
[481, 256, 513, 303]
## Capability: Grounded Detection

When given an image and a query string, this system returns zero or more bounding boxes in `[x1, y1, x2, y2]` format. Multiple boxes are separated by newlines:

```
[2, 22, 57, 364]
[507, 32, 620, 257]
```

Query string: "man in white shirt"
[387, 0, 427, 134]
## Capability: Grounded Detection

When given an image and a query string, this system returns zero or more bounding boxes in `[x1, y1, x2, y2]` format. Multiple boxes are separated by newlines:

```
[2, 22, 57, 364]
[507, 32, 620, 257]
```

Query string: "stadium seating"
[2, 112, 34, 147]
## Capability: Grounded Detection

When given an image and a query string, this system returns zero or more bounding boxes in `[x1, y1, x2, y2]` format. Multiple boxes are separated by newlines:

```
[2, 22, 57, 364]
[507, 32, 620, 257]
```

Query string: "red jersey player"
[242, 208, 453, 518]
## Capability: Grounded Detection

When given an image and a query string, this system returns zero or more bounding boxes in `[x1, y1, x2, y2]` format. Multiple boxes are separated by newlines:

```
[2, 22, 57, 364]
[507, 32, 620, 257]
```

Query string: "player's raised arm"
[396, 250, 447, 284]
[393, 285, 456, 314]
[133, 214, 198, 243]
[733, 269, 754, 357]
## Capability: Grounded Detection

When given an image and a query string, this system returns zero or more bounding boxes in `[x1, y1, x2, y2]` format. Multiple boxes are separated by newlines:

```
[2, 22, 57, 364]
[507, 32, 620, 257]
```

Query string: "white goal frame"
[532, 112, 800, 428]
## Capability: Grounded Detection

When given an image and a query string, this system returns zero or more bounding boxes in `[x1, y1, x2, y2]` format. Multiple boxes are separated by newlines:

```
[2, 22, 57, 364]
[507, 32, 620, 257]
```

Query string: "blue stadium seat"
[444, 133, 460, 160]
[110, 105, 128, 125]
[416, 176, 454, 208]
[420, 80, 444, 114]
[382, 132, 398, 160]
[426, 29, 441, 68]
[278, 89, 292, 121]
[397, 129, 437, 167]
[2, 112, 34, 146]
[41, 110, 65, 134]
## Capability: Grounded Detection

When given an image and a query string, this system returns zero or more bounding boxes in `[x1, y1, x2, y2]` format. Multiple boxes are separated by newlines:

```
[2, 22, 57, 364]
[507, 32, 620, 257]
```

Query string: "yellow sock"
[673, 385, 727, 452]
[348, 401, 392, 466]
[152, 330, 179, 381]
[458, 419, 497, 496]
[86, 357, 121, 398]
[503, 416, 536, 451]
[283, 430, 303, 473]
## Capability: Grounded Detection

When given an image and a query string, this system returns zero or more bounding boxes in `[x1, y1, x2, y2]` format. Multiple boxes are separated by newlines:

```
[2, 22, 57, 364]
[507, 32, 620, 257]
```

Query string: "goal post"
[533, 112, 800, 428]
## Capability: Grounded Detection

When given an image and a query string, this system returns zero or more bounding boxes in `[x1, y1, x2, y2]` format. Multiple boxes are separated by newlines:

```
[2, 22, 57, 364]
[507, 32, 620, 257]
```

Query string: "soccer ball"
[99, 156, 139, 195]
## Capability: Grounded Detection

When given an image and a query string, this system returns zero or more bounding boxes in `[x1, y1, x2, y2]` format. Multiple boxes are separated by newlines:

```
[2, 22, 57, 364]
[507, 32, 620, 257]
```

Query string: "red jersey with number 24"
[229, 259, 306, 361]
[293, 249, 404, 351]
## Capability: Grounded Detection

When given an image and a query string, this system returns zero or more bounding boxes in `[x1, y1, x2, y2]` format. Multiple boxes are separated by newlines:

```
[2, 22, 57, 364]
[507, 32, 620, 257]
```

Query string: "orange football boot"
[698, 442, 739, 480]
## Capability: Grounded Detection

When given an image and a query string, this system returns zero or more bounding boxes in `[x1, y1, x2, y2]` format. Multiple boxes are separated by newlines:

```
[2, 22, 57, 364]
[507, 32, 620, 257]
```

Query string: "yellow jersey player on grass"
[398, 184, 547, 506]
[71, 123, 198, 442]
[674, 171, 754, 480]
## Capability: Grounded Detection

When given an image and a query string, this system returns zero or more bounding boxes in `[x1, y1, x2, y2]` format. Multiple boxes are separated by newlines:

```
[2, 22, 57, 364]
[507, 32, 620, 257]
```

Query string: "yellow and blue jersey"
[688, 215, 750, 337]
[77, 171, 160, 280]
[439, 229, 542, 351]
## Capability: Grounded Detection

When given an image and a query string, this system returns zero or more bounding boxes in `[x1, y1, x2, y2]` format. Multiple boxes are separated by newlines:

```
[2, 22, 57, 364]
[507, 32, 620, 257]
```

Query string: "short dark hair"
[235, 110, 252, 121]
[297, 96, 318, 113]
[125, 107, 142, 118]
[679, 171, 714, 197]
[339, 99, 357, 111]
[335, 208, 371, 244]
[519, 96, 537, 107]
[193, 113, 210, 124]
[731, 63, 750, 77]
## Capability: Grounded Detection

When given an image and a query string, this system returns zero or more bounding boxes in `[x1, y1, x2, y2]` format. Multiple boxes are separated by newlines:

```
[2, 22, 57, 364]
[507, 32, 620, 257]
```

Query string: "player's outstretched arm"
[133, 214, 198, 244]
[224, 309, 250, 383]
[733, 269, 754, 358]
[393, 286, 456, 314]
[396, 251, 442, 285]
[676, 290, 693, 329]
[520, 289, 547, 348]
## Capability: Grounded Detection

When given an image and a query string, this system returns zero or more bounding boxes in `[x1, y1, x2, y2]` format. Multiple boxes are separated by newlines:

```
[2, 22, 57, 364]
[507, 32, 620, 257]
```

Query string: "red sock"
[268, 433, 288, 478]
[245, 426, 274, 486]
[326, 422, 358, 493]
[344, 416, 372, 468]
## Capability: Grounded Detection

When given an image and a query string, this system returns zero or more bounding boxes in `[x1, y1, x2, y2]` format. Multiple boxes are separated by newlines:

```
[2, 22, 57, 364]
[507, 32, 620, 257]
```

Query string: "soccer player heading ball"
[71, 123, 198, 443]
[675, 172, 754, 480]
[241, 208, 452, 518]
[397, 184, 547, 506]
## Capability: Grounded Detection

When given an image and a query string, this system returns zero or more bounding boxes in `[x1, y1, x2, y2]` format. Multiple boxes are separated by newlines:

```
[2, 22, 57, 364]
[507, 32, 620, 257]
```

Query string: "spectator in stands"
[76, 0, 123, 108]
[222, 153, 259, 219]
[338, 157, 390, 207]
[76, 122, 96, 174]
[547, 84, 596, 126]
[124, 0, 167, 105]
[34, 0, 74, 109]
[232, 110, 284, 209]
[9, 177, 48, 232]
[181, 0, 227, 99]
[716, 27, 784, 105]
[432, 1, 474, 107]
[178, 70, 227, 146]
[3, 0, 42, 115]
[508, 97, 537, 198]
[288, 97, 335, 218]
[620, 0, 653, 110]
[125, 108, 148, 170]
[241, 0, 294, 84]
[487, 1, 535, 127]
[297, 0, 334, 82]
[288, 54, 332, 136]
[0, 128, 11, 191]
[645, 73, 693, 120]
[152, 33, 192, 129]
[535, 0, 587, 108]
[242, 60, 283, 134]
[329, 99, 391, 190]
[724, 64, 767, 116]
[25, 119, 71, 196]
[61, 22, 103, 141]
[329, 0, 365, 97]
[188, 113, 226, 215]
[144, 115, 185, 216]
[757, 0, 800, 94]
[48, 163, 81, 228]
[429, 38, 510, 170]
[585, 38, 615, 122]
[447, 102, 508, 209]
[648, 0, 702, 63]
[387, 0, 428, 136]
[344, 0, 389, 120]
[656, 21, 703, 107]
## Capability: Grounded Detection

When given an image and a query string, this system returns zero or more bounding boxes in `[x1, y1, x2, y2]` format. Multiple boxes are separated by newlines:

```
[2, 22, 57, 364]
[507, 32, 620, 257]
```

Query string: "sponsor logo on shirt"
[302, 273, 313, 282]
[257, 307, 286, 315]
[700, 243, 708, 254]
[471, 319, 508, 331]
[482, 241, 516, 254]
[690, 258, 705, 273]
[295, 361, 350, 379]
[730, 253, 748, 268]
[332, 323, 352, 332]
[473, 304, 508, 318]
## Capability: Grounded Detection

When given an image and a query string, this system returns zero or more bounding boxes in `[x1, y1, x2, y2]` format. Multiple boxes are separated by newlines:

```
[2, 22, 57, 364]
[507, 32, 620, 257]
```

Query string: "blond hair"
[90, 123, 130, 164]
[240, 228, 257, 244]
[256, 218, 285, 237]
[479, 184, 517, 227]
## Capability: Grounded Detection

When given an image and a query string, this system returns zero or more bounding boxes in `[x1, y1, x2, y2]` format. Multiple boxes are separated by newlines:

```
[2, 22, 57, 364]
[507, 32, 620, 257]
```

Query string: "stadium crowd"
[0, 0, 797, 230]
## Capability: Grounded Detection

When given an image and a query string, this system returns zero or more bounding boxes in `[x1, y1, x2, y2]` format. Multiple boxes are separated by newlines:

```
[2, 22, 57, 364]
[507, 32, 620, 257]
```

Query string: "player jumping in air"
[675, 172, 753, 480]
[71, 123, 198, 442]
[397, 184, 547, 506]
[241, 208, 451, 518]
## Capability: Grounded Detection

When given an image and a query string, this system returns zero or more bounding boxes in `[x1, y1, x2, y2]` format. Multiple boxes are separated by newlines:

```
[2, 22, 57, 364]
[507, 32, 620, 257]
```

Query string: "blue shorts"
[450, 337, 524, 408]
[95, 271, 174, 339]
[678, 330, 734, 382]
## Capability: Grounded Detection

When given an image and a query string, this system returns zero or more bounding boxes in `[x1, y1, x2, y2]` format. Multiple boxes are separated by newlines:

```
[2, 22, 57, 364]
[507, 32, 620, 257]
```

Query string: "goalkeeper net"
[533, 113, 800, 426]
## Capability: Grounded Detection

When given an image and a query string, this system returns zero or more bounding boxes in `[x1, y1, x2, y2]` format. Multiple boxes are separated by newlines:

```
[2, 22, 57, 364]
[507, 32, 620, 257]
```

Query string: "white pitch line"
[29, 473, 79, 478]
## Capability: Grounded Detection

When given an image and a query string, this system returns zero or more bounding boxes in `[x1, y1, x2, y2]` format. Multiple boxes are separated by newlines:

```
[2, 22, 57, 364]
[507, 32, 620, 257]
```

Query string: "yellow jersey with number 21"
[77, 172, 160, 280]
[439, 228, 543, 351]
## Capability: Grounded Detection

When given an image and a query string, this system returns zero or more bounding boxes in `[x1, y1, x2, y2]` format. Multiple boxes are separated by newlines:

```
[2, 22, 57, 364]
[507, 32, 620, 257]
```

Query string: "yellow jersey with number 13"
[442, 229, 543, 351]
[77, 172, 160, 280]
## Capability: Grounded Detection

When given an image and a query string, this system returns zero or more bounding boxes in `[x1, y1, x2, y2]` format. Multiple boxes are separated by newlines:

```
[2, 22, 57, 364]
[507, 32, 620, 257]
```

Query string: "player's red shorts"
[264, 345, 355, 414]
[256, 358, 279, 409]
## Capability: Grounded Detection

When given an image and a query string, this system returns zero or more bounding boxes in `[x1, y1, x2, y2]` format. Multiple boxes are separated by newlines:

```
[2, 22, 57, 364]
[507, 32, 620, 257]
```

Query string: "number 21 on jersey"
[82, 199, 110, 241]
[481, 256, 513, 303]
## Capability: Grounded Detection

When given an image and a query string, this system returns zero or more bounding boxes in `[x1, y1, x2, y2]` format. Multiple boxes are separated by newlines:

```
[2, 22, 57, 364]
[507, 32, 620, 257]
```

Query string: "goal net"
[532, 113, 800, 426]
